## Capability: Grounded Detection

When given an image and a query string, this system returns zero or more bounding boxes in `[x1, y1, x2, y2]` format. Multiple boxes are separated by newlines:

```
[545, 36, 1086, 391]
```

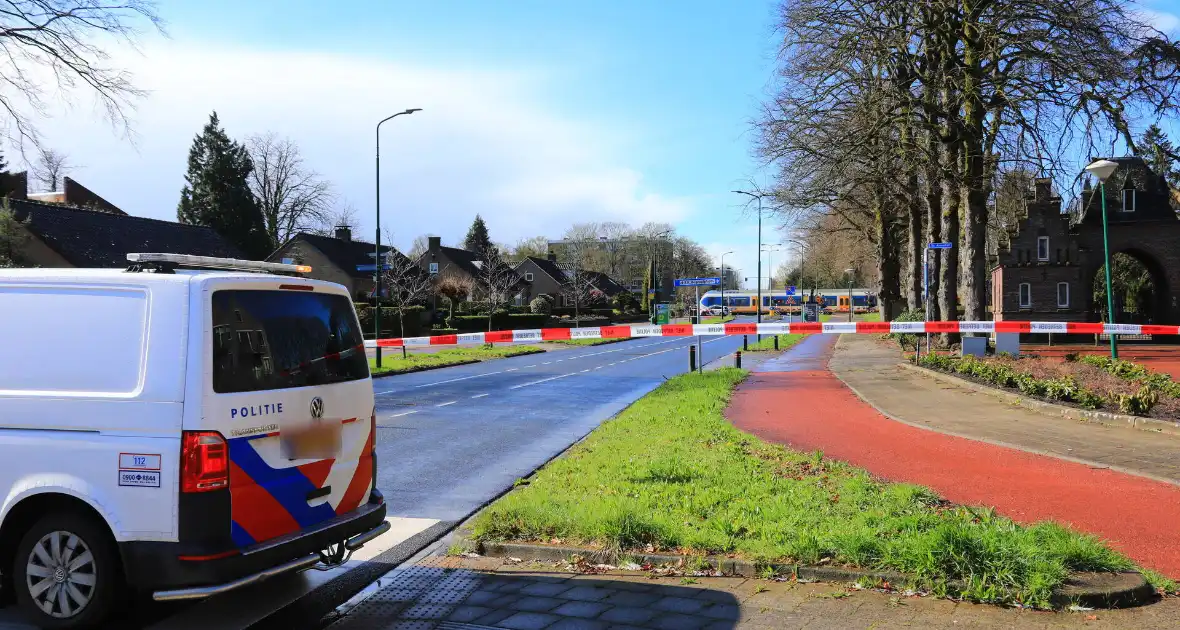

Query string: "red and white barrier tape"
[363, 321, 1180, 349]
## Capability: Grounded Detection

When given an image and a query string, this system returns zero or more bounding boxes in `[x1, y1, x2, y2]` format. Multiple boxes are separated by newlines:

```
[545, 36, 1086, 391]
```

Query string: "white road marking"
[509, 372, 575, 389]
[542, 361, 552, 365]
[436, 401, 457, 407]
[471, 393, 489, 399]
[408, 370, 504, 389]
[388, 410, 418, 418]
[505, 368, 518, 372]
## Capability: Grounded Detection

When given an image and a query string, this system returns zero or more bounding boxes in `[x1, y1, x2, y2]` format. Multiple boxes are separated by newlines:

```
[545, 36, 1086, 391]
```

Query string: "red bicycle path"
[727, 335, 1180, 579]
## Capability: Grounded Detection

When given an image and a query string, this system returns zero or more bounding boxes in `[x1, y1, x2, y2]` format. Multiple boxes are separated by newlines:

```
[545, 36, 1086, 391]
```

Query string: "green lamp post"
[1085, 159, 1119, 359]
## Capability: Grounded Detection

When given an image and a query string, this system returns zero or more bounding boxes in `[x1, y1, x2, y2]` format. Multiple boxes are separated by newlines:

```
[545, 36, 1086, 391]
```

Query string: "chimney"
[1033, 178, 1052, 201]
[428, 236, 441, 251]
[334, 225, 352, 241]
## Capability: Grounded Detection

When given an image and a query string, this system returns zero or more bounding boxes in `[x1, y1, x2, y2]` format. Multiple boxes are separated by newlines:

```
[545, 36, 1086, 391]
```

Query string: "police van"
[0, 254, 388, 628]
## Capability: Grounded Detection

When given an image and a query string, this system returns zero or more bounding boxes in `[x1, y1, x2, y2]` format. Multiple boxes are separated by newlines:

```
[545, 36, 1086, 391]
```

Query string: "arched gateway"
[992, 157, 1180, 329]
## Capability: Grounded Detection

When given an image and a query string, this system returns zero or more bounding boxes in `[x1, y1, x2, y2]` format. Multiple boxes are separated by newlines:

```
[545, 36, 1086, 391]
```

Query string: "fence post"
[689, 345, 697, 372]
[774, 335, 779, 350]
[743, 335, 748, 351]
[735, 350, 742, 369]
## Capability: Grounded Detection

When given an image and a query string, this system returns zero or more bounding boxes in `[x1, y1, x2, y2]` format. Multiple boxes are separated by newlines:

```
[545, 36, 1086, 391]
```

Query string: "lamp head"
[1085, 159, 1118, 182]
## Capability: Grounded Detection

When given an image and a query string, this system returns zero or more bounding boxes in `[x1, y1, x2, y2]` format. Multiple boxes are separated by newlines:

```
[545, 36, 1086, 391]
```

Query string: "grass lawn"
[473, 369, 1141, 608]
[702, 315, 737, 324]
[746, 333, 805, 352]
[370, 345, 542, 376]
[547, 338, 626, 347]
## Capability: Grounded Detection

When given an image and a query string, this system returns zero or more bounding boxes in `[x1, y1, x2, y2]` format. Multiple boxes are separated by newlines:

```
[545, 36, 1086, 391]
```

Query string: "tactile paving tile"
[401, 603, 454, 620]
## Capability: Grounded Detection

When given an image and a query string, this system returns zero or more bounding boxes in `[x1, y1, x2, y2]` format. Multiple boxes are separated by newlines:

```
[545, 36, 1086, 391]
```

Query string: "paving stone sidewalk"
[322, 555, 1180, 629]
[829, 334, 1180, 484]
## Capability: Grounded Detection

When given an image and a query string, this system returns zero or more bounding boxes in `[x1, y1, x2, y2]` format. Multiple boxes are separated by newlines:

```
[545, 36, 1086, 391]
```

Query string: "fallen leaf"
[1085, 615, 1098, 621]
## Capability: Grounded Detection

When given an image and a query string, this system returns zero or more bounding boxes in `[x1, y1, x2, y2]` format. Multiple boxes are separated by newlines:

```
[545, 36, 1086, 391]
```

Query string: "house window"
[1019, 283, 1031, 308]
[1037, 236, 1049, 261]
[525, 272, 534, 282]
[1057, 282, 1069, 308]
[1121, 188, 1136, 212]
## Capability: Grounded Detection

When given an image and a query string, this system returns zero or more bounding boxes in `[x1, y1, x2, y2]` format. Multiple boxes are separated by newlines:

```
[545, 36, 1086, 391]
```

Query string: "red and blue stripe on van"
[225, 427, 373, 548]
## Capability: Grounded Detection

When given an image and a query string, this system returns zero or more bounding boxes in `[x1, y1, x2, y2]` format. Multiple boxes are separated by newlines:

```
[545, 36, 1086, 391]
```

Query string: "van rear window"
[211, 290, 369, 393]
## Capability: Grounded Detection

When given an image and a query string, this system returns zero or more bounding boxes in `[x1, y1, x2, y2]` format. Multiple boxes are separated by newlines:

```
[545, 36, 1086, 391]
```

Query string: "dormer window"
[1037, 236, 1049, 261]
[1121, 187, 1136, 212]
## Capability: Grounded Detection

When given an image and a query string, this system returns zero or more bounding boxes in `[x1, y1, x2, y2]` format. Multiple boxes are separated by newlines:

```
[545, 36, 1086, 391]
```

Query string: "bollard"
[735, 350, 742, 369]
[689, 345, 697, 372]
[743, 335, 748, 351]
[774, 335, 779, 350]
[402, 346, 408, 359]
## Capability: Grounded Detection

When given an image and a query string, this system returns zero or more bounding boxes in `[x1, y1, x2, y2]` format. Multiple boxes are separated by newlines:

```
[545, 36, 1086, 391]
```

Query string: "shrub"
[529, 296, 553, 315]
[450, 313, 550, 332]
[355, 304, 425, 337]
[887, 308, 926, 350]
[1116, 385, 1159, 415]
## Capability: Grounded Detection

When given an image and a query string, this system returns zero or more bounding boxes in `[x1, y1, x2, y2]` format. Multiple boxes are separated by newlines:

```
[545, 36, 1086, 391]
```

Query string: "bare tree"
[408, 234, 432, 259]
[247, 132, 334, 249]
[316, 202, 359, 236]
[31, 147, 70, 191]
[475, 248, 521, 332]
[507, 235, 548, 262]
[380, 252, 435, 337]
[557, 229, 600, 327]
[0, 1, 165, 152]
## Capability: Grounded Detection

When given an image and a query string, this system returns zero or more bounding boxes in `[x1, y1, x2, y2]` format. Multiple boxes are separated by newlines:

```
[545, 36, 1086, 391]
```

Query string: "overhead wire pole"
[733, 190, 769, 328]
[373, 107, 421, 368]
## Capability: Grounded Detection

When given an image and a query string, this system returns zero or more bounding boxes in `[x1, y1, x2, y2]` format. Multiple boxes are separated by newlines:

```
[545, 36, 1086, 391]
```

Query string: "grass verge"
[370, 344, 543, 376]
[472, 369, 1138, 608]
[747, 333, 805, 352]
[702, 315, 737, 324]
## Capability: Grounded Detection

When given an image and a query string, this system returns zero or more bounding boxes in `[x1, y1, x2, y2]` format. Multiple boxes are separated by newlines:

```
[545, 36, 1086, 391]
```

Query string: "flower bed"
[914, 353, 1180, 419]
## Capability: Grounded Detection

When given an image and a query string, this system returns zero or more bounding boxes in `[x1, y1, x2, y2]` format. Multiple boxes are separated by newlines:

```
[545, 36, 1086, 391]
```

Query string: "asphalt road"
[371, 327, 751, 522]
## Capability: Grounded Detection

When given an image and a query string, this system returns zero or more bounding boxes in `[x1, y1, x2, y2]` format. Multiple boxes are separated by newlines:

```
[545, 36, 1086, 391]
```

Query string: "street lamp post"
[719, 250, 734, 318]
[1085, 159, 1120, 359]
[734, 190, 769, 323]
[762, 244, 784, 316]
[844, 268, 855, 322]
[374, 108, 422, 368]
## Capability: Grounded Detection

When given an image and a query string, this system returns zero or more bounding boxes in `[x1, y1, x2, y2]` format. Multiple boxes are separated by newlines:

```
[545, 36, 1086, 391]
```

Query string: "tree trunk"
[923, 134, 942, 322]
[938, 142, 961, 343]
[875, 189, 903, 322]
[959, 5, 988, 323]
[905, 178, 923, 311]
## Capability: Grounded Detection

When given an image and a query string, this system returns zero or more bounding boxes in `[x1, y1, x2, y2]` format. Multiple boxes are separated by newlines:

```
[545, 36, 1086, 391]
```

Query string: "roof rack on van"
[125, 253, 313, 275]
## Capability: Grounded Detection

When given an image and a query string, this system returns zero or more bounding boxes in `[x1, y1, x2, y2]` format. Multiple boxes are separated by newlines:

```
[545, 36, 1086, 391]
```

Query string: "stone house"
[991, 158, 1180, 327]
[513, 254, 628, 307]
[267, 227, 404, 300]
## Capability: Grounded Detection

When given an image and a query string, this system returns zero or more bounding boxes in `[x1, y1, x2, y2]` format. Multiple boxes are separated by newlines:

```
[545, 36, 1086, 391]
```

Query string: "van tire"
[12, 512, 122, 629]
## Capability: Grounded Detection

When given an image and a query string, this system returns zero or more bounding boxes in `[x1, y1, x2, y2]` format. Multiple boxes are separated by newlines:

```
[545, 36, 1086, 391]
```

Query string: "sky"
[16, 0, 1180, 290]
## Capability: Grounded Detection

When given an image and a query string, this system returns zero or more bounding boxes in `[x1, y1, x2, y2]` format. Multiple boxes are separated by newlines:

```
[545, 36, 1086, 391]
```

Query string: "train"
[698, 289, 878, 315]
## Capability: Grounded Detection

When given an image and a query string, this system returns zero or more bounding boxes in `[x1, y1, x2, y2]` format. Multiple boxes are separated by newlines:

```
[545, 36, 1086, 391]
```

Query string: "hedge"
[355, 304, 425, 338]
[449, 313, 550, 332]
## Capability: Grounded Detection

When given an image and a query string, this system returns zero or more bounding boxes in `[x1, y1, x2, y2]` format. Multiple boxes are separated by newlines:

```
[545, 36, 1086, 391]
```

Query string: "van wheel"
[13, 512, 121, 629]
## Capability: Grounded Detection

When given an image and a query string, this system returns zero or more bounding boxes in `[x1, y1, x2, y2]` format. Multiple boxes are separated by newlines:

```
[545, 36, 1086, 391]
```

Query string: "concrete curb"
[370, 349, 547, 379]
[899, 362, 1180, 437]
[473, 541, 1154, 609]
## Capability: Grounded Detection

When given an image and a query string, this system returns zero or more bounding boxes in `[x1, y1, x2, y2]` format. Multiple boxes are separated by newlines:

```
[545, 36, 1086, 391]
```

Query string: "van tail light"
[181, 431, 229, 493]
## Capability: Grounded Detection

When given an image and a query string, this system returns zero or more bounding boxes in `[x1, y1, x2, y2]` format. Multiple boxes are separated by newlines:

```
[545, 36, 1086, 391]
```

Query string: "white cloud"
[1140, 7, 1180, 33]
[25, 37, 696, 250]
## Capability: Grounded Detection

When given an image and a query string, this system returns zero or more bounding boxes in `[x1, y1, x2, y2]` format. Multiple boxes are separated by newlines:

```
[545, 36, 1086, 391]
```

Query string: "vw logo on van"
[309, 396, 325, 419]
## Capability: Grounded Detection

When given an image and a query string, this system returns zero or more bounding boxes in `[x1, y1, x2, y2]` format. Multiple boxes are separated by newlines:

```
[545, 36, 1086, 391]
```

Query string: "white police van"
[0, 254, 388, 628]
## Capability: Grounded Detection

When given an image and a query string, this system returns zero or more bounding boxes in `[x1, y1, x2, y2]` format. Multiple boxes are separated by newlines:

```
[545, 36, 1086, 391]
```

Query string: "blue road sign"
[928, 242, 953, 249]
[785, 285, 796, 295]
[674, 277, 721, 287]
